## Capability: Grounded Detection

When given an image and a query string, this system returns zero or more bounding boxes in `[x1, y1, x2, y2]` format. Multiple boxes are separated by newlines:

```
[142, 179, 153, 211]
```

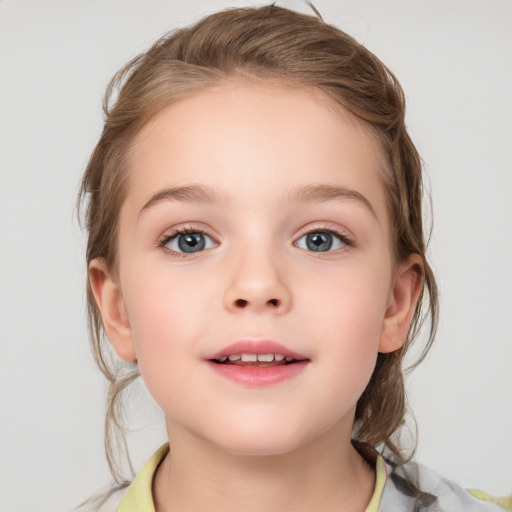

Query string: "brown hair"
[78, 4, 438, 483]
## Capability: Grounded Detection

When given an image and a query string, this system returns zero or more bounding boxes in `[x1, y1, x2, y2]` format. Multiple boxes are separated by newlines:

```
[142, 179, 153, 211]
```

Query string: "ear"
[379, 254, 424, 353]
[88, 258, 137, 362]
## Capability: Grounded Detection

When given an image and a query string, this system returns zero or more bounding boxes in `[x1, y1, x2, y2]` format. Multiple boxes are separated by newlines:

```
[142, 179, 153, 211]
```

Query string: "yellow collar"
[117, 443, 386, 512]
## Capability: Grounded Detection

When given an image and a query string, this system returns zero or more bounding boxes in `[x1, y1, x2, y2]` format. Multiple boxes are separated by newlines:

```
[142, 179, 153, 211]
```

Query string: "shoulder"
[379, 459, 510, 512]
[72, 486, 126, 512]
[74, 444, 170, 512]
[95, 488, 126, 512]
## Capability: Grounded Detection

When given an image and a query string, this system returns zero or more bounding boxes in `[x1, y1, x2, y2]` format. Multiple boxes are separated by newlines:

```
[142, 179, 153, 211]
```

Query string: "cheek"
[126, 297, 194, 412]
[303, 255, 393, 385]
[306, 253, 392, 335]
[120, 266, 209, 379]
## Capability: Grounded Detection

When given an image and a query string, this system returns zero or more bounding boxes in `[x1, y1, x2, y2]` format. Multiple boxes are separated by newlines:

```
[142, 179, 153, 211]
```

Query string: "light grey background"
[0, 1, 511, 510]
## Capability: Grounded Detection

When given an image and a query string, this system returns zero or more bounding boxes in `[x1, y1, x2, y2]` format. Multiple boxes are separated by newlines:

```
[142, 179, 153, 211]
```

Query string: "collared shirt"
[101, 444, 509, 511]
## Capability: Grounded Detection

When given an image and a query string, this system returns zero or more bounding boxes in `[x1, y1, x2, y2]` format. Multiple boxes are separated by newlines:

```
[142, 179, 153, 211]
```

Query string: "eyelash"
[299, 227, 354, 248]
[157, 226, 213, 259]
[159, 226, 207, 244]
[157, 225, 354, 258]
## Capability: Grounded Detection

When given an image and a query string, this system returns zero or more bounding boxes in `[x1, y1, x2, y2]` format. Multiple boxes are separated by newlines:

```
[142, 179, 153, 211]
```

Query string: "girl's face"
[91, 80, 420, 456]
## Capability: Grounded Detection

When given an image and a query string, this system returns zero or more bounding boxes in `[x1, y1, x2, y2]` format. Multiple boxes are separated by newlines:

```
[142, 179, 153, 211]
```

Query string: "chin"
[219, 437, 303, 458]
[203, 419, 311, 458]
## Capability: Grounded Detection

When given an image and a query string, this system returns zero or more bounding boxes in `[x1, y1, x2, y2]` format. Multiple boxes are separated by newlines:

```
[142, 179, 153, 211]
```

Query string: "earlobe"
[379, 254, 424, 354]
[88, 258, 137, 362]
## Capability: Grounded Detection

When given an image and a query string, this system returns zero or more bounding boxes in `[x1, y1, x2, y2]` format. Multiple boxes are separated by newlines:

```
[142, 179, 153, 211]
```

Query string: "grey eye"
[166, 232, 217, 253]
[296, 231, 346, 252]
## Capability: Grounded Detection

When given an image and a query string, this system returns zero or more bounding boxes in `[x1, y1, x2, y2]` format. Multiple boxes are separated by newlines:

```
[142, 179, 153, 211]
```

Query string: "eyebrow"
[286, 184, 377, 218]
[138, 182, 376, 219]
[138, 184, 229, 218]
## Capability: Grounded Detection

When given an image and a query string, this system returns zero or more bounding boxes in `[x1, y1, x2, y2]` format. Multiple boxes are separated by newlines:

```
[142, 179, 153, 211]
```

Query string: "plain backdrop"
[0, 0, 511, 510]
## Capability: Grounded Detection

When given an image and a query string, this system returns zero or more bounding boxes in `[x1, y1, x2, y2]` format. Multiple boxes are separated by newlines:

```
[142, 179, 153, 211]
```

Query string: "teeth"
[219, 353, 292, 363]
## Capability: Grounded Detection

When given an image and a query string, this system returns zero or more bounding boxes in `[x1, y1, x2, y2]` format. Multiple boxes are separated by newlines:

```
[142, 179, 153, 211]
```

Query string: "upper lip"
[206, 339, 309, 361]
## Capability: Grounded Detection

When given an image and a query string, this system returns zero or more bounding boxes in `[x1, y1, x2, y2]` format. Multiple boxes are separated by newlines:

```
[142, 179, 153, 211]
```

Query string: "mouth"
[206, 340, 309, 386]
[211, 353, 303, 367]
[207, 339, 309, 366]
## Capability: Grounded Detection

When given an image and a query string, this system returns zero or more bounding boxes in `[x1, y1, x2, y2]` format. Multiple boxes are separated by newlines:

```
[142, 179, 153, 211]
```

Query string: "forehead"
[124, 80, 388, 218]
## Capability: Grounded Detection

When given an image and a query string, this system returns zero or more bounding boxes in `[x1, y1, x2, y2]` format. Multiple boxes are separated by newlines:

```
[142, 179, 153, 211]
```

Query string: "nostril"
[232, 298, 280, 309]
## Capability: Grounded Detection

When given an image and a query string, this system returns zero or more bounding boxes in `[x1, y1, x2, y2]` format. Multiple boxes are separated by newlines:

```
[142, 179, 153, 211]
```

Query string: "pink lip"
[206, 339, 308, 361]
[207, 360, 308, 386]
[205, 339, 309, 387]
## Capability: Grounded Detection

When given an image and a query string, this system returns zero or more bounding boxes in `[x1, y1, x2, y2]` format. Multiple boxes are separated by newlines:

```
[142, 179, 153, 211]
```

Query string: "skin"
[90, 80, 423, 512]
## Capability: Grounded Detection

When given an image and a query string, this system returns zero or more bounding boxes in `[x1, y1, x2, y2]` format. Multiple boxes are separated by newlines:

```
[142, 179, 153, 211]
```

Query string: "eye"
[295, 230, 349, 252]
[162, 230, 217, 254]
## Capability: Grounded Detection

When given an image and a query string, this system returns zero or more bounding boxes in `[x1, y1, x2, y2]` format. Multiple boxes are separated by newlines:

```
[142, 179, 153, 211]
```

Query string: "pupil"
[178, 233, 205, 253]
[306, 232, 332, 252]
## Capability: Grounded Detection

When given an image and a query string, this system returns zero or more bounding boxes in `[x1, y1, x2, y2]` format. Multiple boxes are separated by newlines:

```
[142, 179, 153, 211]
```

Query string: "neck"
[153, 422, 375, 512]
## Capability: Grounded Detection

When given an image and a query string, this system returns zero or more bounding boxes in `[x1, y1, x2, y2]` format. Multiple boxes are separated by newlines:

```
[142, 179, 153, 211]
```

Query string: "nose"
[222, 249, 292, 315]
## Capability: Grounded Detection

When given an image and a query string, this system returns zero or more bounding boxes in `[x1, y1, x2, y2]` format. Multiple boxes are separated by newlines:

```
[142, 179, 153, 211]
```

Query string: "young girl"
[77, 5, 509, 512]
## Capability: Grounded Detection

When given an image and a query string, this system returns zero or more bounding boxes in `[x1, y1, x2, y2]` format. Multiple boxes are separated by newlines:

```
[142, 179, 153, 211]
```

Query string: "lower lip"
[207, 361, 308, 386]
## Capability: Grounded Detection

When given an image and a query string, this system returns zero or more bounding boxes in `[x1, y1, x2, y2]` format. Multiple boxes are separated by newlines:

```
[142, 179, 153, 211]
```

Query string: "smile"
[207, 340, 310, 386]
[215, 353, 295, 365]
